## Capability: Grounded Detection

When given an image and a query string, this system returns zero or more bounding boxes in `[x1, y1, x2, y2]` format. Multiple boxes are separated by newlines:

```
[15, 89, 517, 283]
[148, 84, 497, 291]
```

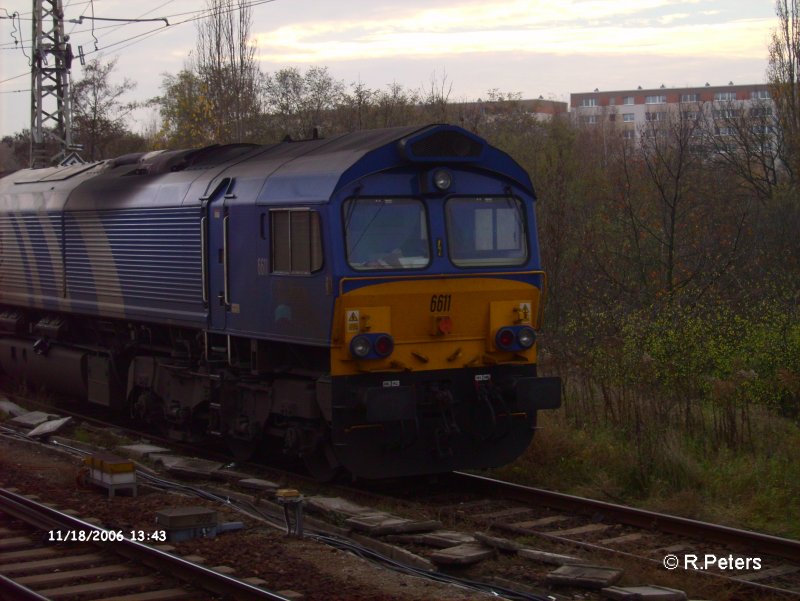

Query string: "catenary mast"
[30, 0, 74, 168]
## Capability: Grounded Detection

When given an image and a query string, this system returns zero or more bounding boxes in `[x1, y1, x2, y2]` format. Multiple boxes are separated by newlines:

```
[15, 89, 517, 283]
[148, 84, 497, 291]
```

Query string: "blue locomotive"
[0, 124, 561, 478]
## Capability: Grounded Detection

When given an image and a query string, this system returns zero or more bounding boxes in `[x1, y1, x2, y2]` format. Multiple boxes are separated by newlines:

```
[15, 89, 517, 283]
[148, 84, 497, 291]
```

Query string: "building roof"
[570, 83, 770, 108]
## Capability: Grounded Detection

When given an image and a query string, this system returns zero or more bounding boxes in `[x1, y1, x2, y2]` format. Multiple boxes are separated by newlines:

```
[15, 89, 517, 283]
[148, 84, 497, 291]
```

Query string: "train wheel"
[303, 442, 341, 482]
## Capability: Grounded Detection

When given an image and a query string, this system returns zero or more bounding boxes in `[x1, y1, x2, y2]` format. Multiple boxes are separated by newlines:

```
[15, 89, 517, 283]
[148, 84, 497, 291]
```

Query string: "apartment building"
[570, 83, 774, 139]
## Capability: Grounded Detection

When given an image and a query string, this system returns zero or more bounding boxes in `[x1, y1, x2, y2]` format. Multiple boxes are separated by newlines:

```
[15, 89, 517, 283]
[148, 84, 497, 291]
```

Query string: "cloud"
[255, 14, 772, 64]
[658, 12, 692, 24]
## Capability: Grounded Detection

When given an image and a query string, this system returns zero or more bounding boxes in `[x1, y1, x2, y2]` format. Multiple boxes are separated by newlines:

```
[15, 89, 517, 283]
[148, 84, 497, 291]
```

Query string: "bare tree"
[263, 67, 344, 139]
[196, 0, 262, 142]
[422, 70, 453, 122]
[699, 98, 783, 202]
[768, 0, 800, 183]
[71, 57, 139, 160]
[601, 105, 749, 303]
[340, 80, 375, 131]
[374, 82, 420, 127]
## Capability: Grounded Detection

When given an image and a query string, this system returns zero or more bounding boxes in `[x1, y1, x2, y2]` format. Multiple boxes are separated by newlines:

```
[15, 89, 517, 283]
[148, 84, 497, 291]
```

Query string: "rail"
[455, 472, 800, 563]
[0, 487, 291, 601]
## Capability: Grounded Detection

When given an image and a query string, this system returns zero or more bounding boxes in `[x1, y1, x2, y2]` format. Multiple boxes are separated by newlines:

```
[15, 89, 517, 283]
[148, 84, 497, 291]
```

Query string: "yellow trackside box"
[84, 452, 136, 485]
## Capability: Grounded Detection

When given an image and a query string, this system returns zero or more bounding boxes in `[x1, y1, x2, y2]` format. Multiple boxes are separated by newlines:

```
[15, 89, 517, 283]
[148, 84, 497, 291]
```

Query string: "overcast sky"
[0, 0, 777, 138]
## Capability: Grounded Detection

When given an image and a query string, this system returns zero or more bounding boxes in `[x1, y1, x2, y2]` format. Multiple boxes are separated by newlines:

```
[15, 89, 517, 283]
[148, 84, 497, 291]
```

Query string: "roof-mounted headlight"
[433, 169, 452, 191]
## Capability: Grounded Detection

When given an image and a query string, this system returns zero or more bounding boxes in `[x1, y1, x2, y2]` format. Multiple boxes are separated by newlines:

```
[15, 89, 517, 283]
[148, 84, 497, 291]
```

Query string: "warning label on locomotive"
[346, 310, 360, 332]
[518, 302, 532, 322]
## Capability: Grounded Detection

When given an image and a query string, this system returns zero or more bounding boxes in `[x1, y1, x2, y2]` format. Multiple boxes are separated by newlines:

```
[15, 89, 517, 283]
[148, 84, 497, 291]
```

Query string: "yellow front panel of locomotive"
[331, 277, 542, 376]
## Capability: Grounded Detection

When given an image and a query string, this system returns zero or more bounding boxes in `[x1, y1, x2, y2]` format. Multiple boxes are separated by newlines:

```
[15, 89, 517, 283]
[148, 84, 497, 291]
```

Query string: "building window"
[681, 93, 699, 102]
[580, 97, 598, 107]
[750, 107, 773, 117]
[622, 130, 636, 140]
[645, 95, 666, 104]
[751, 89, 771, 100]
[716, 126, 735, 136]
[609, 97, 616, 106]
[623, 113, 635, 122]
[580, 115, 598, 124]
[682, 111, 698, 121]
[271, 209, 323, 274]
[645, 111, 666, 121]
[713, 108, 741, 119]
[623, 96, 634, 105]
[752, 125, 774, 135]
[714, 91, 737, 101]
[608, 114, 616, 122]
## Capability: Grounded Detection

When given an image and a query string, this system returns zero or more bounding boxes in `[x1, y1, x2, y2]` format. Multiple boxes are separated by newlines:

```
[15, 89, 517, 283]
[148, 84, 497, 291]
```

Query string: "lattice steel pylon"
[30, 0, 75, 168]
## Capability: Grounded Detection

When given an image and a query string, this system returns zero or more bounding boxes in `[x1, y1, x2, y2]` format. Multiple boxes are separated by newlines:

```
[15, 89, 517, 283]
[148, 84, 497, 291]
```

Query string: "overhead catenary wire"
[1, 0, 275, 42]
[83, 0, 278, 56]
[74, 0, 176, 43]
[0, 0, 278, 88]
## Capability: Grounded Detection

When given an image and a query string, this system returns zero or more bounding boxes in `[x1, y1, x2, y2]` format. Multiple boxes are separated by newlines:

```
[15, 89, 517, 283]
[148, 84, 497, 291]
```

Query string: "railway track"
[0, 488, 290, 601]
[370, 472, 800, 598]
[4, 386, 800, 599]
[456, 471, 800, 563]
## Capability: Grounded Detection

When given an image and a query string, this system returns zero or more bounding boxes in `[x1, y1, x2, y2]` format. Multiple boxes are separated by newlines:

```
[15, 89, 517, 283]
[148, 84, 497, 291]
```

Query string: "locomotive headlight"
[350, 335, 372, 358]
[433, 169, 452, 191]
[374, 334, 394, 357]
[517, 326, 536, 349]
[495, 327, 516, 350]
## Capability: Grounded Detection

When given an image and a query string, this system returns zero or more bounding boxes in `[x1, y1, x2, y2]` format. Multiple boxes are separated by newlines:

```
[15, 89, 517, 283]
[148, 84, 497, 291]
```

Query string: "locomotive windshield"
[344, 198, 430, 270]
[446, 197, 528, 267]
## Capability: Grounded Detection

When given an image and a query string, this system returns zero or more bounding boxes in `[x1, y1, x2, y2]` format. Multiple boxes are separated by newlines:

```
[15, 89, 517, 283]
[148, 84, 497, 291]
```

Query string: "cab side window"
[270, 209, 323, 274]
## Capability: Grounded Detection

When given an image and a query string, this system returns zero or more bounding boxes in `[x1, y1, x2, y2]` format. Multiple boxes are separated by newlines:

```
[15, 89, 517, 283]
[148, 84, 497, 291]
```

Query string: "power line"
[84, 0, 176, 43]
[0, 71, 27, 85]
[1, 18, 167, 47]
[1, 0, 96, 18]
[66, 0, 92, 37]
[77, 0, 278, 60]
[70, 14, 170, 26]
[1, 0, 278, 66]
[0, 0, 272, 48]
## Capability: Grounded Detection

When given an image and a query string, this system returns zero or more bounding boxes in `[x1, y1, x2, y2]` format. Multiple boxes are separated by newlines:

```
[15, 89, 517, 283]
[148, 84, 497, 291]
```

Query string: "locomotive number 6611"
[0, 124, 561, 479]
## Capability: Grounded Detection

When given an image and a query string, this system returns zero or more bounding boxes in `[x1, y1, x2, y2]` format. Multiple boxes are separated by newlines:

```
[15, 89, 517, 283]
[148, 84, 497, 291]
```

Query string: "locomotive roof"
[0, 124, 534, 211]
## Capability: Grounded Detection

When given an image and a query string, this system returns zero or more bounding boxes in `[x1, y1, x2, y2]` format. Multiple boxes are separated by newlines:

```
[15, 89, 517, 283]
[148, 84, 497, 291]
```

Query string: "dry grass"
[494, 402, 800, 539]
